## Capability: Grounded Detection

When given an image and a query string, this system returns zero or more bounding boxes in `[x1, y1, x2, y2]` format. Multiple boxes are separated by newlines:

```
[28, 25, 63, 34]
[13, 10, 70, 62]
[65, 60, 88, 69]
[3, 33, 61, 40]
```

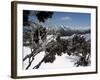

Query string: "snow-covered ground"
[23, 47, 79, 70]
[22, 33, 90, 70]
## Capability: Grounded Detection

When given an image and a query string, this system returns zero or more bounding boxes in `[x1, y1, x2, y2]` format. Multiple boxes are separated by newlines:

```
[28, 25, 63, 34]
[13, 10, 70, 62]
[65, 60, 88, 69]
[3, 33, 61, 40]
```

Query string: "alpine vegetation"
[23, 10, 91, 70]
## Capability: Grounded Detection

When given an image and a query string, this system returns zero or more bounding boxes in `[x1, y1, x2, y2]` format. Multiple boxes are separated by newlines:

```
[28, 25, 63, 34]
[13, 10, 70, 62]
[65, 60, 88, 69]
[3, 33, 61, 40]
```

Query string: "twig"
[26, 56, 34, 69]
[23, 35, 55, 61]
[25, 47, 43, 69]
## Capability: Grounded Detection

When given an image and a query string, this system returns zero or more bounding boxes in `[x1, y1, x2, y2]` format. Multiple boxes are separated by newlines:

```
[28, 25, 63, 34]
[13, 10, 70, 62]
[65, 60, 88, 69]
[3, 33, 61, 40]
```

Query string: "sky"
[28, 11, 91, 30]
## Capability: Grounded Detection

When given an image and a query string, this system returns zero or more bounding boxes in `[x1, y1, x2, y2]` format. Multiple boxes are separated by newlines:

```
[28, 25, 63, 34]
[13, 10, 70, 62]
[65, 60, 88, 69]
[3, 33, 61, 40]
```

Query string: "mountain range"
[45, 24, 90, 36]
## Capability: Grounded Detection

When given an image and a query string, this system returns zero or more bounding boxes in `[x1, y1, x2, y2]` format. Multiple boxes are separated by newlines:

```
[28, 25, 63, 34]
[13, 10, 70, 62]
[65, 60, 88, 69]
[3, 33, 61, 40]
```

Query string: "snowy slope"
[23, 47, 79, 70]
[23, 34, 90, 70]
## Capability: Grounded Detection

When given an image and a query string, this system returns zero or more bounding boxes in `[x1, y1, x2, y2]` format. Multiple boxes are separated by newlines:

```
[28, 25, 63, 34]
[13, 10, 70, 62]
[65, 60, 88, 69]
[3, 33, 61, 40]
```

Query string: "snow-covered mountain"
[23, 22, 90, 37]
[44, 24, 90, 36]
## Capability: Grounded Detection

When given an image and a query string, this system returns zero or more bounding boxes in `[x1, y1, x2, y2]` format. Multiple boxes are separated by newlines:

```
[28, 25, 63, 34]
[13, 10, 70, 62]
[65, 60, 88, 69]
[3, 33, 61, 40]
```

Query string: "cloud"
[61, 16, 72, 21]
[70, 26, 90, 30]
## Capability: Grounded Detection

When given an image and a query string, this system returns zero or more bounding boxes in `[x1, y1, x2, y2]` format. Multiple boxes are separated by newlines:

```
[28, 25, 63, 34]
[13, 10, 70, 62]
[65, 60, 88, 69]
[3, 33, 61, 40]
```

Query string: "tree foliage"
[36, 11, 53, 22]
[23, 10, 54, 26]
